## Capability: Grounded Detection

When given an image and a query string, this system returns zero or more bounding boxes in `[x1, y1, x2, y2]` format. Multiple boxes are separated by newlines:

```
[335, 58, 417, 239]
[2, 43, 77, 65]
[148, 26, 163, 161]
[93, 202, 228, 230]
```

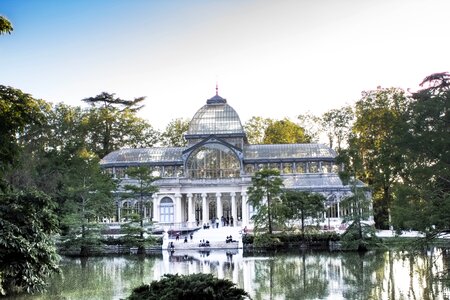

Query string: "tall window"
[160, 197, 174, 223]
[187, 143, 240, 179]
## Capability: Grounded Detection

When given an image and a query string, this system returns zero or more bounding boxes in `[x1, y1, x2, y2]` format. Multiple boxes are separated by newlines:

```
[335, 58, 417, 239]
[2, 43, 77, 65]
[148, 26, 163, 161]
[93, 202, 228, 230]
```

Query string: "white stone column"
[337, 201, 340, 218]
[143, 200, 147, 220]
[231, 192, 237, 227]
[216, 192, 222, 226]
[152, 194, 159, 223]
[117, 201, 121, 222]
[187, 193, 194, 224]
[175, 193, 182, 225]
[241, 192, 248, 226]
[202, 193, 208, 225]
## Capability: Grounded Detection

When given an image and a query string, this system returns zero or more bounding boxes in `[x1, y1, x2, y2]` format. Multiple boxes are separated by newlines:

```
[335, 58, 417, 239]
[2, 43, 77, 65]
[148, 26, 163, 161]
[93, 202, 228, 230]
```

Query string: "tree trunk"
[267, 192, 273, 234]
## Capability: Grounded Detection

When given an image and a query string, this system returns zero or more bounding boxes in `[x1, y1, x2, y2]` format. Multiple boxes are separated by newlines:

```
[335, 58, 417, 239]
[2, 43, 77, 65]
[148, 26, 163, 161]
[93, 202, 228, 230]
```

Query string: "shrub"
[253, 233, 283, 249]
[128, 273, 250, 300]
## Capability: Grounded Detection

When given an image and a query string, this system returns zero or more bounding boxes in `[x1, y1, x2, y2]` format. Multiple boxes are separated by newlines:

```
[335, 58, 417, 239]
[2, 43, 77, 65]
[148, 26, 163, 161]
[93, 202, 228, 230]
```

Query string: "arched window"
[186, 143, 240, 179]
[160, 197, 174, 223]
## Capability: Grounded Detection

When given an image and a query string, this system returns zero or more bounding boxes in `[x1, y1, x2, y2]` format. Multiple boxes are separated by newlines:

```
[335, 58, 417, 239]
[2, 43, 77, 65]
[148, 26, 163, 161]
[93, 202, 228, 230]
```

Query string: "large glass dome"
[186, 94, 245, 136]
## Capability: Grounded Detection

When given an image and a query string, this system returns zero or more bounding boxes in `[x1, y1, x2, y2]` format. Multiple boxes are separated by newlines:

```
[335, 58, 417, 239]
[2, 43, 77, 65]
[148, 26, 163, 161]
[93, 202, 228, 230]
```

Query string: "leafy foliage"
[160, 118, 189, 147]
[297, 112, 322, 143]
[263, 118, 311, 144]
[82, 92, 158, 157]
[247, 169, 285, 234]
[321, 106, 354, 152]
[284, 190, 325, 233]
[128, 273, 250, 300]
[60, 149, 116, 256]
[243, 116, 272, 144]
[340, 222, 381, 251]
[391, 72, 450, 235]
[0, 85, 44, 185]
[0, 190, 59, 295]
[0, 16, 13, 35]
[122, 166, 159, 253]
[347, 87, 408, 228]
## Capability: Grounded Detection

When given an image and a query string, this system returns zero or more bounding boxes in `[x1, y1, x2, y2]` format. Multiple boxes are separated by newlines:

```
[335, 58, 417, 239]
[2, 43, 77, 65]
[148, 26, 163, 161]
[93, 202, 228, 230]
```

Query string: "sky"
[1, 0, 449, 130]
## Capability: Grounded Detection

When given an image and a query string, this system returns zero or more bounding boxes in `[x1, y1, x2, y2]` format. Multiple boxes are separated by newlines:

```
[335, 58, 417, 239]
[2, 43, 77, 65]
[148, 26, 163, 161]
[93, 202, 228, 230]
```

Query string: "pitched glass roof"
[243, 144, 336, 160]
[283, 174, 365, 189]
[187, 95, 244, 136]
[101, 147, 184, 165]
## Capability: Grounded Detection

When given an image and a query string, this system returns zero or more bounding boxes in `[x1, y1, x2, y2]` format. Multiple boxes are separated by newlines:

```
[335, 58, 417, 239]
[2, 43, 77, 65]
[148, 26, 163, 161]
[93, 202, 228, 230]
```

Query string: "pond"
[7, 248, 450, 299]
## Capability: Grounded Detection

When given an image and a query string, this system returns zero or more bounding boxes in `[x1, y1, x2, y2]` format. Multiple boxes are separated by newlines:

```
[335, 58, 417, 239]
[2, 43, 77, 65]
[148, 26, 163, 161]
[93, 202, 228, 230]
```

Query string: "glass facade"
[99, 92, 371, 227]
[99, 93, 346, 189]
[186, 144, 240, 179]
[101, 147, 184, 166]
[243, 144, 336, 160]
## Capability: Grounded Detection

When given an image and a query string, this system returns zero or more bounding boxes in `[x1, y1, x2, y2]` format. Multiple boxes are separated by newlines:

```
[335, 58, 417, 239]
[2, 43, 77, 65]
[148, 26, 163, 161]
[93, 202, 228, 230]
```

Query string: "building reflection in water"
[43, 249, 450, 300]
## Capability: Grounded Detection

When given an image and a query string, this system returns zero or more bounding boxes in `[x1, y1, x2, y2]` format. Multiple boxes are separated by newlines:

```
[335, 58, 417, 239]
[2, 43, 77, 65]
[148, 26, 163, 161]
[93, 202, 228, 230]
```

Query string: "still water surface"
[10, 249, 450, 300]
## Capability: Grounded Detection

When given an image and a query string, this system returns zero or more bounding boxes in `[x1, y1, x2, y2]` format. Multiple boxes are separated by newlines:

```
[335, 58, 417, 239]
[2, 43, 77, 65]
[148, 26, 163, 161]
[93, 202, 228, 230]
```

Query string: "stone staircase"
[163, 226, 243, 250]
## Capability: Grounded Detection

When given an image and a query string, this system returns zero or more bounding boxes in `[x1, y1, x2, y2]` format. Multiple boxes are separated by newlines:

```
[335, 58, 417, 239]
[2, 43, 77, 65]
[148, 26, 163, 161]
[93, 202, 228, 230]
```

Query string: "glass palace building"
[100, 92, 368, 229]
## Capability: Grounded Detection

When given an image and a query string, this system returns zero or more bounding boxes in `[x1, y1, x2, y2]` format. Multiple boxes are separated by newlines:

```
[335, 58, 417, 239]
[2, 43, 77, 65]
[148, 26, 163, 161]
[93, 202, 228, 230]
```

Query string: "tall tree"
[82, 92, 155, 157]
[0, 85, 44, 189]
[0, 190, 59, 295]
[247, 169, 285, 234]
[321, 106, 354, 152]
[350, 87, 408, 228]
[263, 118, 311, 144]
[122, 166, 159, 254]
[243, 116, 272, 144]
[391, 72, 450, 235]
[160, 118, 189, 147]
[284, 190, 325, 233]
[297, 112, 322, 143]
[8, 103, 90, 207]
[0, 16, 13, 35]
[82, 92, 145, 112]
[338, 136, 378, 251]
[61, 149, 116, 256]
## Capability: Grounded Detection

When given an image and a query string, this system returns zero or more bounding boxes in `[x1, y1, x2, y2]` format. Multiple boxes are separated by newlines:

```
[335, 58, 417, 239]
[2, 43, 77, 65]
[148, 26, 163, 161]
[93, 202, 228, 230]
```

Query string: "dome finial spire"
[216, 81, 218, 96]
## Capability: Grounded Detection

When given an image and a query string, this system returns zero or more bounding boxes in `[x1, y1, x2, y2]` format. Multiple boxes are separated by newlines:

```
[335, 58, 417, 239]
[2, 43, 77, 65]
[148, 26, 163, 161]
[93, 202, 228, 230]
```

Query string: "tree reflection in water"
[8, 249, 450, 299]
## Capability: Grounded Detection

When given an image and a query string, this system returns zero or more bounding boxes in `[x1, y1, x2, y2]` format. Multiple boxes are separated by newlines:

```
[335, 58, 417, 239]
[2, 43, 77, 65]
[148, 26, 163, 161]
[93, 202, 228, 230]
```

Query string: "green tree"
[0, 16, 13, 35]
[391, 72, 450, 235]
[244, 116, 272, 144]
[321, 106, 354, 152]
[284, 190, 325, 233]
[338, 146, 377, 251]
[61, 149, 116, 256]
[0, 190, 59, 295]
[122, 166, 159, 254]
[128, 273, 250, 300]
[8, 103, 87, 196]
[247, 168, 285, 234]
[263, 118, 311, 144]
[0, 85, 44, 187]
[297, 112, 322, 143]
[339, 182, 377, 251]
[350, 87, 408, 228]
[82, 92, 157, 157]
[160, 118, 189, 147]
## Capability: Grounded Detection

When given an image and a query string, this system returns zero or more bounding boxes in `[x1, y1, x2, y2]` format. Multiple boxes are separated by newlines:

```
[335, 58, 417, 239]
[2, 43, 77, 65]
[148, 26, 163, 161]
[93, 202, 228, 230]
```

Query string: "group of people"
[199, 239, 210, 247]
[225, 235, 236, 243]
[200, 216, 235, 229]
[174, 232, 194, 243]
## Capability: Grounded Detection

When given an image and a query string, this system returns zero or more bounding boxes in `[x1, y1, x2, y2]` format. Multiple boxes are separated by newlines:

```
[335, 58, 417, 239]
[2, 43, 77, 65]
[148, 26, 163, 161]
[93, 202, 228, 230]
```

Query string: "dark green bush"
[128, 273, 250, 300]
[243, 232, 340, 247]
